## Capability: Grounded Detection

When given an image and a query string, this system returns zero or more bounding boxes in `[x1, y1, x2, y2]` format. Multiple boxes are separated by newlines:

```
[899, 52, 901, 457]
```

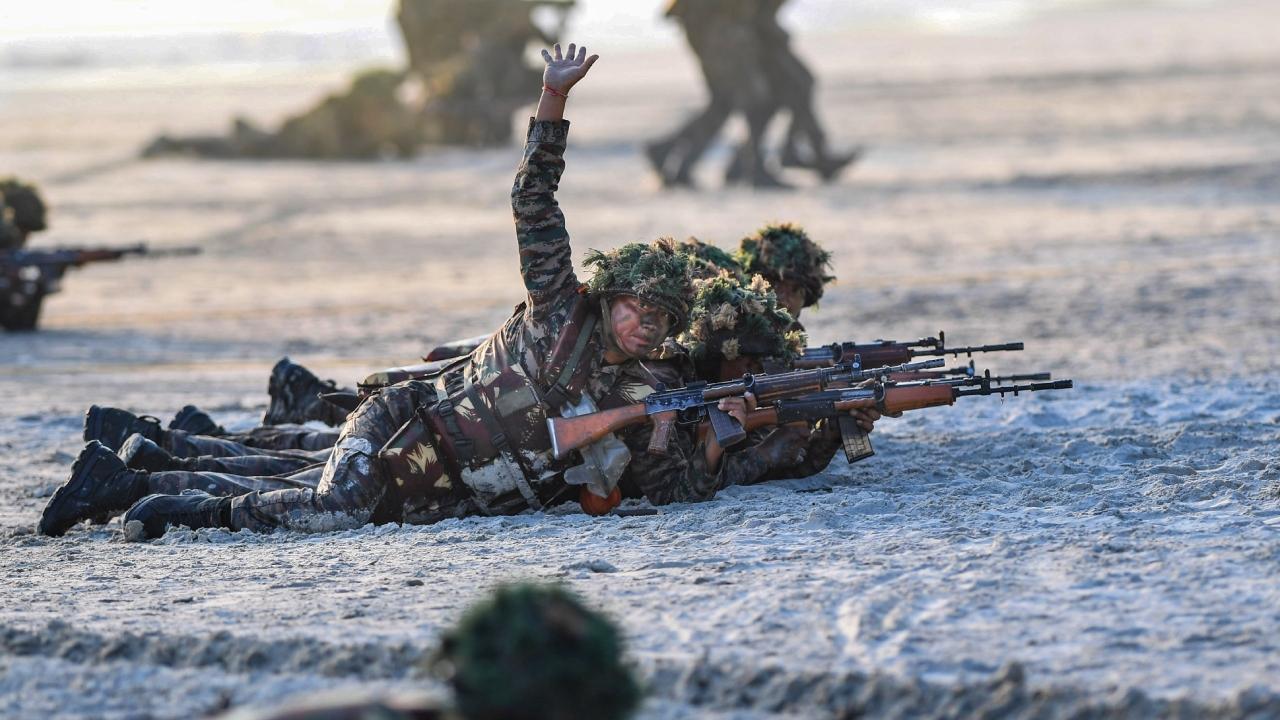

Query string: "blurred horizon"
[1, 0, 1225, 74]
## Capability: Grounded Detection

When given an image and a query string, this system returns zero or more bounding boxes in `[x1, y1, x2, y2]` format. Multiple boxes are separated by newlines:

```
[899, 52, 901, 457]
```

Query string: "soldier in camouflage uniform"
[58, 406, 334, 523]
[670, 271, 874, 488]
[222, 583, 639, 720]
[40, 43, 773, 539]
[736, 222, 834, 322]
[402, 0, 572, 147]
[721, 0, 861, 185]
[645, 0, 783, 188]
[144, 68, 421, 161]
[0, 178, 47, 251]
[83, 404, 338, 459]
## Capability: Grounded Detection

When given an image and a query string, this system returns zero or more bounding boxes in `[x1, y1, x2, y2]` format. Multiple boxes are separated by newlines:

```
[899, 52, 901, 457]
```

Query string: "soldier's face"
[717, 356, 763, 381]
[774, 281, 806, 319]
[608, 295, 673, 358]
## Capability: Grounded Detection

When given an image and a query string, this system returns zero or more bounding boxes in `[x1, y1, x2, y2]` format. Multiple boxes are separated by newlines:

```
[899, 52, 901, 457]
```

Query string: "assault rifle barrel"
[913, 341, 1025, 358]
[954, 379, 1072, 397]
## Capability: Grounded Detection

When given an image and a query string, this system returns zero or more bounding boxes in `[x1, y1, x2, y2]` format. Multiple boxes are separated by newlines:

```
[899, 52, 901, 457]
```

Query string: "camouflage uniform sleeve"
[616, 423, 734, 505]
[750, 421, 842, 483]
[707, 421, 843, 487]
[511, 118, 578, 316]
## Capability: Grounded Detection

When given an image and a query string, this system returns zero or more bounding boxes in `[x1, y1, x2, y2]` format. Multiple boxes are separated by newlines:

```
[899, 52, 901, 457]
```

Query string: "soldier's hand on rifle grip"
[716, 392, 757, 427]
[846, 407, 880, 432]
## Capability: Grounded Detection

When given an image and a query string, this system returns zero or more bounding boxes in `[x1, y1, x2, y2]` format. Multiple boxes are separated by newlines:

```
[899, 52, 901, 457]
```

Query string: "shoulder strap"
[539, 293, 600, 408]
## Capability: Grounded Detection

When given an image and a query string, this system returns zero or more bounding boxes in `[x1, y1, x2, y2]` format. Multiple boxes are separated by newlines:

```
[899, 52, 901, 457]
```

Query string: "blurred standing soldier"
[645, 0, 784, 188]
[725, 0, 861, 184]
[399, 0, 575, 147]
[0, 178, 47, 250]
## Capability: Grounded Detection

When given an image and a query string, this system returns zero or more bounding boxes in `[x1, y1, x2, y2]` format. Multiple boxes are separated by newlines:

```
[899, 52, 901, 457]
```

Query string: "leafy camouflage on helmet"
[680, 272, 806, 372]
[676, 236, 745, 280]
[433, 583, 641, 720]
[736, 223, 833, 306]
[0, 178, 47, 232]
[584, 239, 694, 333]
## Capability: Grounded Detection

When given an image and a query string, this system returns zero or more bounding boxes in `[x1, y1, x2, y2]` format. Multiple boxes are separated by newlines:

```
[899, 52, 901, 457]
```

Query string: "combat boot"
[816, 148, 863, 183]
[263, 357, 342, 426]
[38, 441, 149, 537]
[118, 433, 181, 473]
[83, 405, 164, 452]
[168, 405, 225, 436]
[123, 491, 233, 541]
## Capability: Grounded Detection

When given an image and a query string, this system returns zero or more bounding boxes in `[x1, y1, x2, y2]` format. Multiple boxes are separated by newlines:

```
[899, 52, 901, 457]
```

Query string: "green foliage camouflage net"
[676, 237, 745, 280]
[585, 239, 695, 333]
[736, 223, 833, 306]
[433, 583, 641, 720]
[680, 272, 806, 369]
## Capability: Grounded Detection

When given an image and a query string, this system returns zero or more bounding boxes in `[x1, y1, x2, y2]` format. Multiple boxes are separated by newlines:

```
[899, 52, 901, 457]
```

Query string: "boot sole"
[82, 405, 105, 445]
[39, 444, 111, 537]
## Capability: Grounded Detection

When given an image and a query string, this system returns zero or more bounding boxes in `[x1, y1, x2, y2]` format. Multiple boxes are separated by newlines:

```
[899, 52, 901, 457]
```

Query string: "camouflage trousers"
[167, 428, 336, 459]
[227, 380, 460, 533]
[147, 463, 325, 498]
[181, 452, 326, 476]
[655, 21, 772, 184]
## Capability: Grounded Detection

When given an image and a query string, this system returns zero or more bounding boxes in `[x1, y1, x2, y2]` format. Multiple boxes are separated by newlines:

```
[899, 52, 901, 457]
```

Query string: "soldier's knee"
[317, 436, 383, 515]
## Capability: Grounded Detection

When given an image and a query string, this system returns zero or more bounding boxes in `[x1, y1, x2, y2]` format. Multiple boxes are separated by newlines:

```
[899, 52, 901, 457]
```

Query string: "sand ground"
[2, 2, 1279, 717]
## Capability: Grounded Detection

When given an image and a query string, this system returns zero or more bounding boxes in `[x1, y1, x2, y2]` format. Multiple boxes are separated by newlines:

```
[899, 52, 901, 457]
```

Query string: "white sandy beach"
[1, 2, 1279, 717]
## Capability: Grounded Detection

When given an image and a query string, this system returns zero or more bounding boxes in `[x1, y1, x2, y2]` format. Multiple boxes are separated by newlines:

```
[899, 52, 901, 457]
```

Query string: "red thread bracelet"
[542, 85, 568, 98]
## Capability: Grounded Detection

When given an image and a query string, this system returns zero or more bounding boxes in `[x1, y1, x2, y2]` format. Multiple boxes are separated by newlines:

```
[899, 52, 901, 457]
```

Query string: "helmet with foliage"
[680, 272, 806, 375]
[736, 223, 833, 307]
[676, 237, 744, 281]
[585, 239, 694, 334]
[0, 178, 47, 233]
[433, 583, 641, 720]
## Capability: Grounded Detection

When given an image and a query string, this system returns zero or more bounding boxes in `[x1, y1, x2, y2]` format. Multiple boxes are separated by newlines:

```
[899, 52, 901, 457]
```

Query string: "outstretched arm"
[511, 43, 601, 313]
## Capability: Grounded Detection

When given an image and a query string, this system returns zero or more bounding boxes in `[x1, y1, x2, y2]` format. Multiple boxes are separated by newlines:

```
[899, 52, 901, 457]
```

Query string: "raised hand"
[540, 43, 599, 96]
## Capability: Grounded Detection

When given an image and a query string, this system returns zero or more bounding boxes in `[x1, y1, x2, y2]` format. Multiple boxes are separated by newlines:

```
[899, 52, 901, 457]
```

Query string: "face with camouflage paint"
[772, 280, 807, 318]
[605, 294, 674, 361]
[717, 355, 764, 381]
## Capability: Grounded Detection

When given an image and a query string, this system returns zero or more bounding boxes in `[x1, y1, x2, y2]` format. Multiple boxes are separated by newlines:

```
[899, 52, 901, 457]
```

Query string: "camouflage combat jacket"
[408, 119, 730, 515]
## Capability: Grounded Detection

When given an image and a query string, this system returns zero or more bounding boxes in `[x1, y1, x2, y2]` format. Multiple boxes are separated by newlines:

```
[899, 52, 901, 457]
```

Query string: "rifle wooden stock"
[741, 407, 780, 432]
[647, 410, 678, 455]
[548, 403, 648, 459]
[70, 247, 141, 265]
[741, 384, 957, 434]
[879, 385, 956, 412]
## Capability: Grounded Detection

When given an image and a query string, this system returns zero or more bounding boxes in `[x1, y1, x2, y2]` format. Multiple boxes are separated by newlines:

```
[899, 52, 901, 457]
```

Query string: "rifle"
[795, 330, 1024, 370]
[422, 334, 489, 362]
[3, 244, 200, 270]
[743, 375, 1073, 463]
[1, 243, 200, 331]
[884, 359, 1051, 383]
[546, 357, 945, 459]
